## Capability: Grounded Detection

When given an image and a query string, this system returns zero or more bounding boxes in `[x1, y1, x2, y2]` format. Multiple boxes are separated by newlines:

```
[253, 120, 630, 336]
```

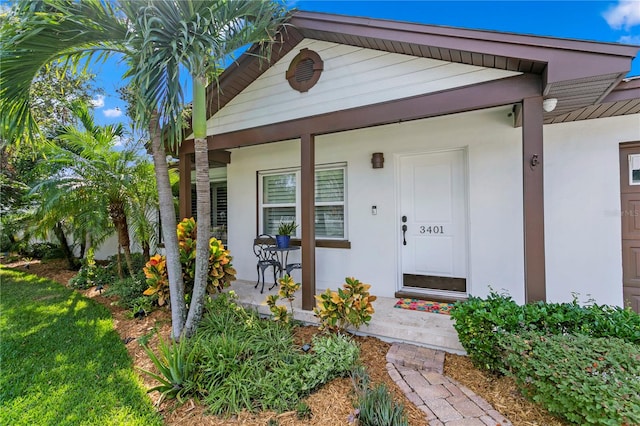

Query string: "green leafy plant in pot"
[276, 220, 297, 248]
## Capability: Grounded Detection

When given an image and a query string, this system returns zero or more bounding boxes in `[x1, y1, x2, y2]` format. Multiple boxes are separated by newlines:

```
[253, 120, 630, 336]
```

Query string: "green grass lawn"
[0, 268, 162, 426]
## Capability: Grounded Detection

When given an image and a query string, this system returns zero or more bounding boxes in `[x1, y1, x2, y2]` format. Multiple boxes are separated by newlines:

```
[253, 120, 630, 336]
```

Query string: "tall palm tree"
[1, 0, 288, 339]
[32, 102, 151, 276]
[122, 0, 289, 336]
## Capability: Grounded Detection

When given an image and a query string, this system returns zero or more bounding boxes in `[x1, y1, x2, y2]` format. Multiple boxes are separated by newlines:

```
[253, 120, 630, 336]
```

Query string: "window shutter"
[263, 174, 296, 204]
[315, 169, 344, 202]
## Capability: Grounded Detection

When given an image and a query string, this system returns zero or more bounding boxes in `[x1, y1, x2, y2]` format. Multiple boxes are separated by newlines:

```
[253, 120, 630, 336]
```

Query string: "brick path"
[386, 343, 513, 426]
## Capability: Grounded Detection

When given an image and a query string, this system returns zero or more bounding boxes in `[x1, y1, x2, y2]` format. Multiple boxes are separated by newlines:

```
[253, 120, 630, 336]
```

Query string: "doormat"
[393, 298, 456, 315]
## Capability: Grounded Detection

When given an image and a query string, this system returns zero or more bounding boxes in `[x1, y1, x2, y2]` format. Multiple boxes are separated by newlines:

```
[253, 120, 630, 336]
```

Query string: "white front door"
[399, 149, 468, 295]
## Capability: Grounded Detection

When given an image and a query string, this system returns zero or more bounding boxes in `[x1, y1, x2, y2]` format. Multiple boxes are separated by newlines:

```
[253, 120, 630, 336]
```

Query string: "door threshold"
[394, 289, 468, 304]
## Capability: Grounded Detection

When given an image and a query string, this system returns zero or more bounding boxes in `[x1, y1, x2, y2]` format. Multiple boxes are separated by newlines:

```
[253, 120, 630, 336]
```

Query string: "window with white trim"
[259, 164, 346, 239]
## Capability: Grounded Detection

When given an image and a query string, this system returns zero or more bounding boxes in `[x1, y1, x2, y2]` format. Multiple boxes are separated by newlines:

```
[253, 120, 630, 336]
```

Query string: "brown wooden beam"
[300, 133, 316, 311]
[208, 150, 231, 165]
[178, 74, 541, 153]
[179, 151, 192, 220]
[522, 96, 546, 302]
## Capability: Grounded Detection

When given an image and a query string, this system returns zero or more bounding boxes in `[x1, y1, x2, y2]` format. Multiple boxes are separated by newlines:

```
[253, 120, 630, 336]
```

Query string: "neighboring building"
[178, 11, 640, 312]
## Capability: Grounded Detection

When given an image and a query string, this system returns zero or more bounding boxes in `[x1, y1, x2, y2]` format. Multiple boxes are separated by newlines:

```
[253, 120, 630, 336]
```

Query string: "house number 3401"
[420, 226, 444, 234]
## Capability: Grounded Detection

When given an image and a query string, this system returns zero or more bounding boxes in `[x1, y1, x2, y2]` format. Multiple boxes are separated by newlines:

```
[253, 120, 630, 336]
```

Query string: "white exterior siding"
[544, 115, 640, 306]
[227, 108, 640, 306]
[227, 107, 526, 301]
[207, 39, 521, 135]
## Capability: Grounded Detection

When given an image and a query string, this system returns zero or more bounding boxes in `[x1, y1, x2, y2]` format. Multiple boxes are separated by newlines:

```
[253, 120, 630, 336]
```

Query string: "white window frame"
[258, 163, 347, 240]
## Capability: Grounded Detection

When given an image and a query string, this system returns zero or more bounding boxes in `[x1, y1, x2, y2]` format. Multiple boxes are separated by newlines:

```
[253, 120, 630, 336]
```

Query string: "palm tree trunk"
[116, 244, 123, 279]
[110, 202, 135, 278]
[141, 241, 150, 262]
[79, 230, 86, 259]
[184, 75, 211, 337]
[53, 222, 79, 270]
[150, 113, 186, 340]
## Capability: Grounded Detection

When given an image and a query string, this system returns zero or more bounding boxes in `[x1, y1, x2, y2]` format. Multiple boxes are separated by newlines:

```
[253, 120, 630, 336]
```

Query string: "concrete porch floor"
[226, 279, 465, 354]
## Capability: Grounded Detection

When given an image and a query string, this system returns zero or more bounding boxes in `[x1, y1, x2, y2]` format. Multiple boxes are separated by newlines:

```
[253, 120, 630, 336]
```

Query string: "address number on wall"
[419, 225, 444, 234]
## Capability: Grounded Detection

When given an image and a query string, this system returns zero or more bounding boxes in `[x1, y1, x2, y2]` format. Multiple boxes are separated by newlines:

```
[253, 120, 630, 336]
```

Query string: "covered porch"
[178, 11, 640, 313]
[225, 278, 465, 354]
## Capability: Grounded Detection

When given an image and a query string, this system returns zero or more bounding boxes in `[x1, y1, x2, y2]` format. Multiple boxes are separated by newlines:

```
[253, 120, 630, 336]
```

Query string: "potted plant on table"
[276, 220, 298, 248]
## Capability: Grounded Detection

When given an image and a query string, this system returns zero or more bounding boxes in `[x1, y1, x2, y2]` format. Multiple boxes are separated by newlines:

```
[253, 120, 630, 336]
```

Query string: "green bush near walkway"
[451, 291, 640, 425]
[0, 268, 162, 426]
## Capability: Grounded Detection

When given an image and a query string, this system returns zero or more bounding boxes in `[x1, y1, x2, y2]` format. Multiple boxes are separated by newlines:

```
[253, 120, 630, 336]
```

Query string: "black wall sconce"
[371, 152, 384, 169]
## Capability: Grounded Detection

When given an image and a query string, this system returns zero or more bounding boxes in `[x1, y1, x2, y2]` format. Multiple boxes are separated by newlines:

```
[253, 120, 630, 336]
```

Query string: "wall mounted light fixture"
[371, 152, 384, 169]
[542, 98, 558, 112]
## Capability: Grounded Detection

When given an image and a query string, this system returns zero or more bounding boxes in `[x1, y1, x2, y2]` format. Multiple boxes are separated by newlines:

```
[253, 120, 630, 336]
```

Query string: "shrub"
[103, 276, 150, 310]
[265, 274, 300, 324]
[450, 291, 640, 372]
[500, 332, 640, 425]
[142, 254, 169, 306]
[104, 252, 147, 278]
[313, 277, 376, 332]
[143, 218, 236, 305]
[301, 333, 360, 390]
[350, 366, 408, 426]
[25, 242, 64, 259]
[139, 335, 200, 405]
[68, 248, 97, 289]
[143, 293, 360, 415]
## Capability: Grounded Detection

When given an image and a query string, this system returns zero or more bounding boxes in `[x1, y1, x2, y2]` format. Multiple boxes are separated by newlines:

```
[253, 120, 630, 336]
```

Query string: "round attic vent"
[286, 48, 323, 92]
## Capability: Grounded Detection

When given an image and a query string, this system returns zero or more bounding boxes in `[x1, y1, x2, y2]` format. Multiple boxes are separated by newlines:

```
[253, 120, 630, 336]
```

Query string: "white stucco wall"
[227, 106, 527, 301]
[93, 234, 145, 261]
[227, 108, 640, 306]
[544, 114, 640, 306]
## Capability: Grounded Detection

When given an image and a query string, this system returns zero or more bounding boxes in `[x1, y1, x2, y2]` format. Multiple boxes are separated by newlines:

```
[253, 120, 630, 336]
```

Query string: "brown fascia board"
[603, 77, 640, 103]
[291, 11, 640, 57]
[290, 11, 639, 86]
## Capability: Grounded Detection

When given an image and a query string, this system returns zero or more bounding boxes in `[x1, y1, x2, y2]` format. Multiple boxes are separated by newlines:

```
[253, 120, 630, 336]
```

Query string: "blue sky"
[91, 0, 640, 127]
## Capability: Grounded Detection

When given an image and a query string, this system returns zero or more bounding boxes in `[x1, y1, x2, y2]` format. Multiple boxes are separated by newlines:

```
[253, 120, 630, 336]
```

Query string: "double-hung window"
[259, 164, 346, 239]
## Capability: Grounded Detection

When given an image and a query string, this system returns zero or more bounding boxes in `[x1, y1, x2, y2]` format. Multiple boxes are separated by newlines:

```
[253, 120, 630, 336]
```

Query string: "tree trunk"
[78, 230, 86, 259]
[53, 222, 79, 270]
[184, 75, 211, 338]
[109, 201, 135, 278]
[150, 113, 186, 340]
[141, 241, 150, 262]
[116, 244, 123, 279]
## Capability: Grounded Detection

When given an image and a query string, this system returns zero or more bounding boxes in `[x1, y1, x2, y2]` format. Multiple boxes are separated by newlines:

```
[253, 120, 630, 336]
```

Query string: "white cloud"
[113, 135, 125, 148]
[604, 0, 640, 30]
[103, 107, 122, 118]
[89, 94, 105, 108]
[619, 34, 640, 44]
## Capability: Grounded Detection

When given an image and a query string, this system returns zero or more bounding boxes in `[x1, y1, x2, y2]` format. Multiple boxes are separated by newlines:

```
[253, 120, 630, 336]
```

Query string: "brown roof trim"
[291, 11, 640, 57]
[603, 78, 640, 103]
[288, 11, 638, 86]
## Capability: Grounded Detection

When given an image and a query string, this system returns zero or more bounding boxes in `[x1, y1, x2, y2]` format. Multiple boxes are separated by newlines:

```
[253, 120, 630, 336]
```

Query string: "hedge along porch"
[177, 11, 640, 311]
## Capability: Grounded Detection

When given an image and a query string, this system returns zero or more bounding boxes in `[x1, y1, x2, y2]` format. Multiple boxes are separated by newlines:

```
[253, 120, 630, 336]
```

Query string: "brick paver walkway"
[386, 343, 512, 426]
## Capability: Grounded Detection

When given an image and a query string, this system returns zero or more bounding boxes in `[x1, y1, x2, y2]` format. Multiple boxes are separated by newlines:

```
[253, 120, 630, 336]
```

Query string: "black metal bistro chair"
[253, 234, 282, 293]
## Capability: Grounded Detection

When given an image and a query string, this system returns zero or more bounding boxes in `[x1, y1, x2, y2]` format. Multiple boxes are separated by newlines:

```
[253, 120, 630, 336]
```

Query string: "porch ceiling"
[195, 10, 639, 141]
[546, 77, 640, 124]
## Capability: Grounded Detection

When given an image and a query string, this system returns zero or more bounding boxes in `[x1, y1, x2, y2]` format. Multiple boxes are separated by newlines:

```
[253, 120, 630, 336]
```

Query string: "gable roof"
[202, 10, 639, 130]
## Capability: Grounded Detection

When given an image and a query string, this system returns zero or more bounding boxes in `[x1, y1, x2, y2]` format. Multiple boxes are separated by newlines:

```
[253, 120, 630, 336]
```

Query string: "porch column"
[179, 152, 192, 220]
[301, 133, 316, 310]
[522, 96, 546, 302]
